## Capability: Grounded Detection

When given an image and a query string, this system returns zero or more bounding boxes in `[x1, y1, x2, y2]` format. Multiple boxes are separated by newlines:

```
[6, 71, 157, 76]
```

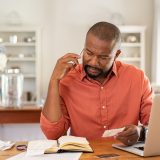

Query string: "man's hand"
[115, 125, 141, 146]
[51, 53, 81, 81]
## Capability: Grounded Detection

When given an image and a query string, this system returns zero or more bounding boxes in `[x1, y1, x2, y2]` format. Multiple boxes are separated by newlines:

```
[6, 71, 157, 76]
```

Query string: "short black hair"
[87, 21, 121, 47]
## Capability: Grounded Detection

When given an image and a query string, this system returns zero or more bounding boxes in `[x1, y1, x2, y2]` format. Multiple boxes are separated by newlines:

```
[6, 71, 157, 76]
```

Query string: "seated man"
[40, 21, 152, 146]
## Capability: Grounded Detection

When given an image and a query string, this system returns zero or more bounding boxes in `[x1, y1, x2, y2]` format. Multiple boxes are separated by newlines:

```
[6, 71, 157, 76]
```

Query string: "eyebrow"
[85, 48, 111, 57]
[85, 48, 92, 53]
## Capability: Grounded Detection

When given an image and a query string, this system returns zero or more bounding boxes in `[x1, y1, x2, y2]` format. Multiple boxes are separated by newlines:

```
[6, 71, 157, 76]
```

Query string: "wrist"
[138, 125, 147, 141]
[49, 78, 60, 86]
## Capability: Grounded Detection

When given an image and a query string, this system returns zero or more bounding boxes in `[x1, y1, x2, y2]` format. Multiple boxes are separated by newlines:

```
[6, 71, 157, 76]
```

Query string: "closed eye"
[98, 56, 112, 60]
[86, 51, 93, 56]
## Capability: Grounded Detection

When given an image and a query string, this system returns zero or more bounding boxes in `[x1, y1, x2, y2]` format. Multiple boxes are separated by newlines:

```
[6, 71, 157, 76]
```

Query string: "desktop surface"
[1, 139, 160, 160]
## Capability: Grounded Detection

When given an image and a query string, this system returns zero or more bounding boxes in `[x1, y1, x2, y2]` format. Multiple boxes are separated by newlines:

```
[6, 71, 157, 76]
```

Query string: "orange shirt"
[40, 61, 153, 140]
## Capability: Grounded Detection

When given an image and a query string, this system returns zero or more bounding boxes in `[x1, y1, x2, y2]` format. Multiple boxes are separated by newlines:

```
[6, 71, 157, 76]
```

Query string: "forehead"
[85, 33, 116, 55]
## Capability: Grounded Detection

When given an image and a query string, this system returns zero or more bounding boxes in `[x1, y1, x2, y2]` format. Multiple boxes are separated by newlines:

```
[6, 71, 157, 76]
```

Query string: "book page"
[58, 136, 93, 152]
[26, 140, 58, 156]
[58, 136, 89, 146]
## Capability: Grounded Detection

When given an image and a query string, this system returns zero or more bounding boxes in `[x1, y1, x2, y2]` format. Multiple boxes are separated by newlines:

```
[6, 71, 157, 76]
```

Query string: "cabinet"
[118, 26, 146, 72]
[0, 26, 41, 104]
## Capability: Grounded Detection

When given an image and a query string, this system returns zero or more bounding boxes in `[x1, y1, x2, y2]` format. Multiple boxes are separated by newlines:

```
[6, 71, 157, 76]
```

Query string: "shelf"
[8, 57, 35, 61]
[118, 25, 146, 33]
[23, 74, 36, 78]
[22, 101, 36, 105]
[121, 42, 141, 47]
[119, 57, 141, 61]
[1, 42, 35, 46]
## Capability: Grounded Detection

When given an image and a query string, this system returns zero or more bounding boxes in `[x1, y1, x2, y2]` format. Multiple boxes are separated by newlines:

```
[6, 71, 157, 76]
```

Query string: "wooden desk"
[0, 139, 160, 160]
[0, 106, 42, 123]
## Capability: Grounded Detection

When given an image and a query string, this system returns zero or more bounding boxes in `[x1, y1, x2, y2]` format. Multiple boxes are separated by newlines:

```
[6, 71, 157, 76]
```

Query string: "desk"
[0, 139, 160, 160]
[0, 106, 42, 123]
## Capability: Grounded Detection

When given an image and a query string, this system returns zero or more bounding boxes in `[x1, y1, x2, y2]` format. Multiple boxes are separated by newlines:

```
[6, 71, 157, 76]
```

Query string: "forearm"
[42, 79, 62, 122]
[40, 112, 69, 139]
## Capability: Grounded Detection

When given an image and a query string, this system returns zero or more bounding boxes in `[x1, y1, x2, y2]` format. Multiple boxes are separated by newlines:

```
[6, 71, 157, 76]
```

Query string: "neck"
[94, 68, 113, 84]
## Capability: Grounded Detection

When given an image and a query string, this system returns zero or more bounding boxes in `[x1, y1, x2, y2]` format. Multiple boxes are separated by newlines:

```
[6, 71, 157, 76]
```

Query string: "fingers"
[117, 126, 137, 137]
[51, 53, 81, 81]
[115, 125, 139, 146]
[116, 133, 138, 146]
[61, 53, 81, 60]
[61, 57, 79, 65]
[60, 53, 81, 65]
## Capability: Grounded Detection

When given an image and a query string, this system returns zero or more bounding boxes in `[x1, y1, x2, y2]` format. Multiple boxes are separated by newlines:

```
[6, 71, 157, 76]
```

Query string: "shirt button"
[103, 125, 106, 129]
[102, 106, 106, 109]
[101, 87, 104, 90]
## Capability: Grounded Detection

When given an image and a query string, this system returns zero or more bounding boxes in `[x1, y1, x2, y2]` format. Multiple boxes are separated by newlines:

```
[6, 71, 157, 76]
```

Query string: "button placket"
[100, 85, 108, 129]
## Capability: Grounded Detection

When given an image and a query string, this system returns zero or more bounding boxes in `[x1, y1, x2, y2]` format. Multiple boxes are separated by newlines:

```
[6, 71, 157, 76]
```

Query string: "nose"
[89, 56, 99, 66]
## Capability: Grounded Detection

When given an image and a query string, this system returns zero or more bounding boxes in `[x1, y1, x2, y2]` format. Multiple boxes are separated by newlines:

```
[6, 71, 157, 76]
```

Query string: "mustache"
[85, 65, 102, 72]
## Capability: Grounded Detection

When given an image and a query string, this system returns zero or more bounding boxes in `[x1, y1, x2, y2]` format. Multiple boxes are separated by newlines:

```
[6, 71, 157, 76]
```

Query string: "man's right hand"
[51, 53, 81, 81]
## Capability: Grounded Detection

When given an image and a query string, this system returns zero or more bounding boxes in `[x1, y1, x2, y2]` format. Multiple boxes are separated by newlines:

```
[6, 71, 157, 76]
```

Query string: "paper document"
[102, 127, 125, 137]
[7, 152, 82, 160]
[0, 140, 15, 151]
[26, 139, 58, 156]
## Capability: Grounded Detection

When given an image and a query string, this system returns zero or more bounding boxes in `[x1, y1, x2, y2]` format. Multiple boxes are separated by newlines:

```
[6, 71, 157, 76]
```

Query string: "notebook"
[112, 94, 160, 157]
[26, 136, 93, 156]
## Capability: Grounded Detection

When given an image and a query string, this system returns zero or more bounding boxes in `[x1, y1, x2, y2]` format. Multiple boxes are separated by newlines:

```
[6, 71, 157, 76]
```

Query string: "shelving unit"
[118, 26, 146, 72]
[0, 26, 41, 104]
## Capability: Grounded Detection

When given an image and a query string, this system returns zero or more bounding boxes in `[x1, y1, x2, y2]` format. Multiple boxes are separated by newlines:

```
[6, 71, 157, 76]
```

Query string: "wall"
[152, 0, 160, 84]
[0, 0, 154, 97]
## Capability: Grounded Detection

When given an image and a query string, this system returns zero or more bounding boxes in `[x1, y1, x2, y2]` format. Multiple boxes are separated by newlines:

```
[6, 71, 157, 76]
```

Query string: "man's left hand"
[115, 125, 141, 146]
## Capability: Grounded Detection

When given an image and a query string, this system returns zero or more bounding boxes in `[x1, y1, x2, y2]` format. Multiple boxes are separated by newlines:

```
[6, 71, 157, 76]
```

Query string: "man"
[40, 22, 152, 146]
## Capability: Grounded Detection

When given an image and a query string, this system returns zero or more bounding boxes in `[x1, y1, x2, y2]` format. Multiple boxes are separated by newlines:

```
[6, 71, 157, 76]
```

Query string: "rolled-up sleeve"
[40, 113, 69, 140]
[40, 96, 70, 140]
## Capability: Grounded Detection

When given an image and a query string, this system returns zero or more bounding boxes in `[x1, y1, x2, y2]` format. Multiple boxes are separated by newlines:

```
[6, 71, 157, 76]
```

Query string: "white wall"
[0, 0, 154, 97]
[152, 0, 160, 84]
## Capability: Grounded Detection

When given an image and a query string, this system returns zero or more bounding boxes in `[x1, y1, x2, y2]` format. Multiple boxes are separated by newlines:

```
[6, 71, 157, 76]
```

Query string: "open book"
[27, 136, 93, 156]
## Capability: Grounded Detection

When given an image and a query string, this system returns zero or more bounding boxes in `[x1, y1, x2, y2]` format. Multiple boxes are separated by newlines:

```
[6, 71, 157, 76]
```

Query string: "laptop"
[112, 94, 160, 157]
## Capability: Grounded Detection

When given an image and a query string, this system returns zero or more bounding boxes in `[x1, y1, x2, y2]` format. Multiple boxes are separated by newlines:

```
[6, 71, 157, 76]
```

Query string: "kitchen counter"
[0, 106, 42, 123]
